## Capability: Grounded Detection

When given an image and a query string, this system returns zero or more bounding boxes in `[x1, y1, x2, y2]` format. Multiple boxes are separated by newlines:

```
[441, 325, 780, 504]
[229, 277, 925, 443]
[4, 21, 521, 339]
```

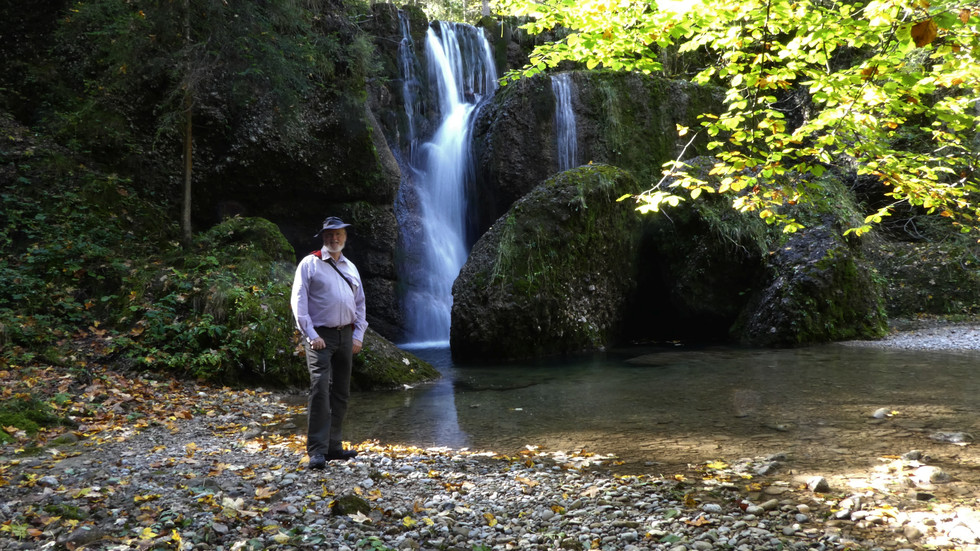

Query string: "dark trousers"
[305, 325, 353, 456]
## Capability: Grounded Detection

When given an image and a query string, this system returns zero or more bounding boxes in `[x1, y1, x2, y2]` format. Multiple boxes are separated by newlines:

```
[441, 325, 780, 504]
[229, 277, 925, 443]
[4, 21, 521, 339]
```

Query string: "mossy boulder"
[353, 328, 440, 391]
[0, 396, 69, 444]
[736, 220, 888, 346]
[731, 170, 889, 345]
[450, 164, 642, 362]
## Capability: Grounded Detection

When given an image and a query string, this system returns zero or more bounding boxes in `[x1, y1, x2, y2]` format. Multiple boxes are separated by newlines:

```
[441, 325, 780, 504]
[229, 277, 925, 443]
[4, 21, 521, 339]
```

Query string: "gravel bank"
[2, 323, 979, 550]
[841, 320, 980, 351]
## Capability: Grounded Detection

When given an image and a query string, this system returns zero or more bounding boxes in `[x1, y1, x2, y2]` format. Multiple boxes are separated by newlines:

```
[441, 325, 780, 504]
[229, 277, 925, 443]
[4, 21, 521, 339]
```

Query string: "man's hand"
[353, 339, 363, 355]
[310, 337, 326, 350]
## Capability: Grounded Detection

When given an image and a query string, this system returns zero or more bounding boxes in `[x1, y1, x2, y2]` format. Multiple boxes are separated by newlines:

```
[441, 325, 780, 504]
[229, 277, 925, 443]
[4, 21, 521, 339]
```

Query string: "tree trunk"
[182, 89, 193, 245]
[482, 0, 490, 16]
[180, 0, 193, 245]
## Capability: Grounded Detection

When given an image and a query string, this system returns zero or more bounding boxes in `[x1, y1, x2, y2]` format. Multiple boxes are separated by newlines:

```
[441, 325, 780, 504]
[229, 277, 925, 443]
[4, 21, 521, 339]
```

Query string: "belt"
[314, 324, 353, 332]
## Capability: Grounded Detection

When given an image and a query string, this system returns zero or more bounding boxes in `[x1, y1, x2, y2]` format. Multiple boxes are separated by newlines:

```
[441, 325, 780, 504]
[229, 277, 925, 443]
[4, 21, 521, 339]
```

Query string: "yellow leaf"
[516, 476, 539, 487]
[484, 512, 497, 527]
[684, 493, 697, 508]
[255, 486, 277, 500]
[402, 516, 417, 527]
[140, 526, 158, 540]
[684, 515, 711, 526]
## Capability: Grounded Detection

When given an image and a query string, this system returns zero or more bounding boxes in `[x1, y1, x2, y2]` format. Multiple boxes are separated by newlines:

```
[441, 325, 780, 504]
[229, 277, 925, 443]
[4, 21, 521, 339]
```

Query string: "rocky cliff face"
[471, 70, 722, 236]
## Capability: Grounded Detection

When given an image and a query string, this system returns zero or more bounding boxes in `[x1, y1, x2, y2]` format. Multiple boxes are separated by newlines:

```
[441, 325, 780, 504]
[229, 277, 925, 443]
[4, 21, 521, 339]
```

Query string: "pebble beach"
[2, 322, 979, 551]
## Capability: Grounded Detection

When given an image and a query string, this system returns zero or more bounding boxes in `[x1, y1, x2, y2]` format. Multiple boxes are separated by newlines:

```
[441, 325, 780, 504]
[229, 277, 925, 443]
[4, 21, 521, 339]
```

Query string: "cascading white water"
[397, 20, 497, 346]
[551, 73, 578, 172]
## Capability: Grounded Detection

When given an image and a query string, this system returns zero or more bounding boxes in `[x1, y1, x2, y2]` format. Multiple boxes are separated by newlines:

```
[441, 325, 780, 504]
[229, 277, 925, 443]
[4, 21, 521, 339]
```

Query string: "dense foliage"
[495, 0, 980, 236]
[0, 119, 302, 384]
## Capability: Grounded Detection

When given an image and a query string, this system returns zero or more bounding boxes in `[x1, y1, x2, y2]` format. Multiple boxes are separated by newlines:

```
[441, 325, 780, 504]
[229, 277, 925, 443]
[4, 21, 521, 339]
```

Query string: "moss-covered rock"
[0, 396, 69, 443]
[352, 328, 440, 391]
[472, 70, 721, 235]
[733, 171, 889, 346]
[330, 494, 371, 516]
[450, 164, 642, 362]
[736, 221, 888, 346]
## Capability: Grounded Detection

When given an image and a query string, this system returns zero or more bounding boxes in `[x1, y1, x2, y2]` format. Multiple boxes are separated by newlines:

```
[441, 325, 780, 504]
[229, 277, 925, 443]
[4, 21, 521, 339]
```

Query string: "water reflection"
[294, 344, 980, 471]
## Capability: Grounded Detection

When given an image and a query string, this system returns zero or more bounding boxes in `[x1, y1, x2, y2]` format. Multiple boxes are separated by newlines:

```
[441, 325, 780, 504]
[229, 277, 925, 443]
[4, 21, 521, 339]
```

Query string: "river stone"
[807, 476, 831, 493]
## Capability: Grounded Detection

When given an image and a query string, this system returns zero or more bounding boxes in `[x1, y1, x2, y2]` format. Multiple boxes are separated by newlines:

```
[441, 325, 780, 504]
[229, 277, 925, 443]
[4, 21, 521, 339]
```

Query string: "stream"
[289, 343, 980, 478]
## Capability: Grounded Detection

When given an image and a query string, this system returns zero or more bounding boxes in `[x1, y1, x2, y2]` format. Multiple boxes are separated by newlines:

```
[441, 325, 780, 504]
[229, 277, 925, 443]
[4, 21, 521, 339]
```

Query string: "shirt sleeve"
[290, 257, 319, 342]
[350, 266, 368, 343]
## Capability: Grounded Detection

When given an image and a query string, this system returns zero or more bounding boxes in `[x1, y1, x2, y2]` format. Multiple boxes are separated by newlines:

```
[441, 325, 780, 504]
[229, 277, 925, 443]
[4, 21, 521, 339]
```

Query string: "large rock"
[451, 164, 642, 362]
[472, 70, 721, 235]
[736, 219, 888, 346]
[630, 160, 887, 346]
[620, 188, 772, 343]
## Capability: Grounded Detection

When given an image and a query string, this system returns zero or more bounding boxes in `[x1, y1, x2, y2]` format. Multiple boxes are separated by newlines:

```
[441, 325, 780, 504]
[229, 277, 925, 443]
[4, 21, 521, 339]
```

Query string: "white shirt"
[290, 247, 367, 343]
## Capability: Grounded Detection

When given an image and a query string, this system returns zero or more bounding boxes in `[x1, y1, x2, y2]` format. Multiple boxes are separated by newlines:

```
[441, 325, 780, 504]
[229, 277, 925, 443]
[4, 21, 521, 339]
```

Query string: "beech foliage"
[495, 0, 980, 235]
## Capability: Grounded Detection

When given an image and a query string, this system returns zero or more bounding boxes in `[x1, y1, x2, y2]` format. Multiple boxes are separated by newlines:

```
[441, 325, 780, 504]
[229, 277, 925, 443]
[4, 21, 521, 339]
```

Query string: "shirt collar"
[320, 247, 345, 262]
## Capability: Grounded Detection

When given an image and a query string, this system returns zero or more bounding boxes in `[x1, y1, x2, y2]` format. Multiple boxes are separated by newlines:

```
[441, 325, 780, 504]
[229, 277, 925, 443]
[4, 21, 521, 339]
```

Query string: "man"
[290, 216, 368, 469]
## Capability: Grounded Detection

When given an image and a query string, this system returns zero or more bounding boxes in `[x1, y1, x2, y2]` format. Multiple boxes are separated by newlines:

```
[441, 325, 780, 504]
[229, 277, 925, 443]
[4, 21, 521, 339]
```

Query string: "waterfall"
[396, 20, 498, 346]
[551, 73, 578, 172]
[398, 12, 424, 154]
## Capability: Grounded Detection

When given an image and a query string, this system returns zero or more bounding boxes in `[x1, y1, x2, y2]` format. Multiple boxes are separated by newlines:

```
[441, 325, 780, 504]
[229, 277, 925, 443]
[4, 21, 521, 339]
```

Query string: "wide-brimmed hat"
[315, 216, 351, 237]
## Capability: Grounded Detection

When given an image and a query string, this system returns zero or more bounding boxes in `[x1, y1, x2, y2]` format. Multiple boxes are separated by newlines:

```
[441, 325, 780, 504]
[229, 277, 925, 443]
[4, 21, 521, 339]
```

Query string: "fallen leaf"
[350, 511, 371, 524]
[684, 515, 712, 527]
[255, 486, 277, 500]
[516, 476, 539, 487]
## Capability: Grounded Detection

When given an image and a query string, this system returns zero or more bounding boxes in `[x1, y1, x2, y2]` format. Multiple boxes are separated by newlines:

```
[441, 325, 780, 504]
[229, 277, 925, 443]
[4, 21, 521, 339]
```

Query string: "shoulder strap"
[311, 250, 354, 292]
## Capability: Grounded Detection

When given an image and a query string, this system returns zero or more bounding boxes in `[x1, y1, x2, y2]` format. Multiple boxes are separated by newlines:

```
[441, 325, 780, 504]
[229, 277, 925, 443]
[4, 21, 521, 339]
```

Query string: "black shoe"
[326, 449, 358, 461]
[308, 453, 326, 470]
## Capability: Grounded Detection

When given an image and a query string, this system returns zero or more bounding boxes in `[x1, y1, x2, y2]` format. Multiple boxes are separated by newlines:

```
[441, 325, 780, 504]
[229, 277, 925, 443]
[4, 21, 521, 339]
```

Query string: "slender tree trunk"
[180, 0, 193, 245]
[182, 89, 193, 245]
[482, 0, 490, 16]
